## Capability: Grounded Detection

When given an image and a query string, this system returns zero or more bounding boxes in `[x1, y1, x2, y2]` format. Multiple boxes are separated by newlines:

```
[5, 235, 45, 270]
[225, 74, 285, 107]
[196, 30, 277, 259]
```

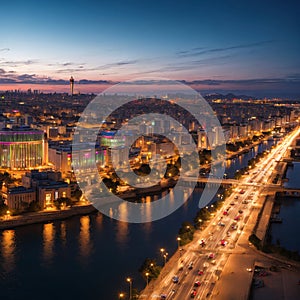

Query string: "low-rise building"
[1, 185, 36, 211]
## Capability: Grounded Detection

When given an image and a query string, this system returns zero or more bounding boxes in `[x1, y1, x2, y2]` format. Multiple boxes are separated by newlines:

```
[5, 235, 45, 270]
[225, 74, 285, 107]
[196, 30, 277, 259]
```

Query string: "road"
[142, 126, 300, 300]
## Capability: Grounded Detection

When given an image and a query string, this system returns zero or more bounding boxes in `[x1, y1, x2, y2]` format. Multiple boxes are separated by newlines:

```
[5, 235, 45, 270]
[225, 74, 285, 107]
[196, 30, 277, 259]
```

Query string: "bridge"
[179, 176, 300, 197]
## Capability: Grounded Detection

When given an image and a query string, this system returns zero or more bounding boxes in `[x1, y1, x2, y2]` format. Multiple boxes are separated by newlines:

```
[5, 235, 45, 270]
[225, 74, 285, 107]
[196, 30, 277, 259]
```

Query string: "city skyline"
[0, 0, 299, 97]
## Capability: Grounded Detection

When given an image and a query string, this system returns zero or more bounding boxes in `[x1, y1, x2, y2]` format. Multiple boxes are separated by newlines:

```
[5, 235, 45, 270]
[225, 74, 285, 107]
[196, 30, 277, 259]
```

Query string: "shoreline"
[0, 204, 97, 230]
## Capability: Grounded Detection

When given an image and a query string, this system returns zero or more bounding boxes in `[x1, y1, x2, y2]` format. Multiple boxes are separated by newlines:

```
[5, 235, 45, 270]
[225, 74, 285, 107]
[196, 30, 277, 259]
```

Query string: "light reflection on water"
[43, 223, 55, 265]
[1, 230, 15, 273]
[79, 216, 92, 259]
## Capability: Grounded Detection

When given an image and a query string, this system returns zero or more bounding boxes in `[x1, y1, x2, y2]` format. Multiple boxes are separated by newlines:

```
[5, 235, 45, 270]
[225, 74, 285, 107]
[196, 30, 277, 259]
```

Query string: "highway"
[143, 126, 300, 300]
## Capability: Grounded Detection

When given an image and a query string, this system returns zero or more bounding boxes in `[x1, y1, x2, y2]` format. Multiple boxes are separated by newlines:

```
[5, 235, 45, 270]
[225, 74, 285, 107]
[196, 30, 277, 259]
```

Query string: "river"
[0, 139, 277, 300]
[270, 162, 300, 253]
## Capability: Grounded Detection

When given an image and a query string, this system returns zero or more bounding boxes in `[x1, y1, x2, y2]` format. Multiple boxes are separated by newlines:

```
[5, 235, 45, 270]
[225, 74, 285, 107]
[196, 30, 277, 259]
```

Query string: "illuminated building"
[22, 170, 71, 209]
[49, 141, 105, 175]
[0, 126, 46, 170]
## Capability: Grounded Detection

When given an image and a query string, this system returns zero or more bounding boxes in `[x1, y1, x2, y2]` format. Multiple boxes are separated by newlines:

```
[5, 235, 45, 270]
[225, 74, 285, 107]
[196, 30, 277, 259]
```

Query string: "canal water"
[270, 162, 300, 253]
[0, 139, 277, 300]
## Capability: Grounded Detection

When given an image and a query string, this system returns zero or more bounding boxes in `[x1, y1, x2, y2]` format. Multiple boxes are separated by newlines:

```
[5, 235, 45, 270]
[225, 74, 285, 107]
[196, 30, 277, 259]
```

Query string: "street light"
[126, 278, 132, 300]
[163, 253, 168, 265]
[177, 237, 182, 257]
[160, 248, 165, 264]
[119, 292, 124, 299]
[145, 272, 149, 286]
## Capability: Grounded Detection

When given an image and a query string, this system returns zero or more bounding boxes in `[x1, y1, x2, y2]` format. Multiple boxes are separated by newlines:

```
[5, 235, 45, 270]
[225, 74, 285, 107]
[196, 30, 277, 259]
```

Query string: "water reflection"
[79, 216, 92, 258]
[1, 230, 15, 272]
[43, 223, 55, 264]
[96, 212, 103, 229]
[60, 222, 67, 247]
[115, 203, 129, 245]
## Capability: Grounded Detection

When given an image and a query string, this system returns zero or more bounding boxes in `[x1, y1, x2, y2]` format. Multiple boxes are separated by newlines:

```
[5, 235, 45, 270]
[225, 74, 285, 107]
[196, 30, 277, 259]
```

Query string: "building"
[48, 141, 106, 175]
[0, 126, 46, 170]
[22, 170, 71, 209]
[1, 185, 36, 211]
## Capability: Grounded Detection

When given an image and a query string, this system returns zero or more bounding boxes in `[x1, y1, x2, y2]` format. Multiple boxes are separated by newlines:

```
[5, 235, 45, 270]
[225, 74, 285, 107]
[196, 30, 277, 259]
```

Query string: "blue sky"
[0, 0, 299, 96]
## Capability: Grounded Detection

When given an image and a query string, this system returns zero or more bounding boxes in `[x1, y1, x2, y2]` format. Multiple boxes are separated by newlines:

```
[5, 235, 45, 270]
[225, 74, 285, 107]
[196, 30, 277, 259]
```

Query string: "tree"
[0, 203, 9, 216]
[27, 201, 41, 212]
[139, 258, 161, 281]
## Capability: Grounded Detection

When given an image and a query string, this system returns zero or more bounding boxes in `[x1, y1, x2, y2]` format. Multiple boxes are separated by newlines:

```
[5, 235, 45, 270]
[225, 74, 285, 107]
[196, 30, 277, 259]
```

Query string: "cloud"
[0, 48, 10, 52]
[177, 41, 273, 58]
[0, 59, 37, 67]
[130, 54, 233, 76]
[181, 75, 300, 87]
[0, 69, 117, 85]
[98, 60, 138, 70]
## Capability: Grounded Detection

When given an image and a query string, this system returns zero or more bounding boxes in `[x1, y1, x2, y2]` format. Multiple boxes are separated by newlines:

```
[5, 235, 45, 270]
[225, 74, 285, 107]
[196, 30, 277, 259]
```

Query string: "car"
[198, 269, 204, 275]
[194, 281, 201, 287]
[160, 294, 167, 299]
[172, 276, 179, 283]
[190, 289, 197, 298]
[218, 222, 225, 226]
[208, 253, 215, 259]
[223, 211, 228, 215]
[242, 200, 248, 204]
[230, 202, 235, 206]
[231, 224, 238, 230]
[234, 215, 240, 221]
[234, 195, 239, 199]
[239, 189, 245, 194]
[238, 210, 243, 214]
[226, 231, 231, 237]
[188, 262, 194, 269]
[199, 239, 206, 247]
[220, 239, 228, 246]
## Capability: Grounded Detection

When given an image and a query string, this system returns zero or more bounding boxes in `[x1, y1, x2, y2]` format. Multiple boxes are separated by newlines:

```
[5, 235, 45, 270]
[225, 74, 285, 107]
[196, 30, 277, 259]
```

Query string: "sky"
[0, 0, 300, 97]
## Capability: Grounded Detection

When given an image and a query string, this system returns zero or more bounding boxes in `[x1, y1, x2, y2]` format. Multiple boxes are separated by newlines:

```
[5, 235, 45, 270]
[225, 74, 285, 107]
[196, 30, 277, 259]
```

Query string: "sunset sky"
[0, 0, 300, 97]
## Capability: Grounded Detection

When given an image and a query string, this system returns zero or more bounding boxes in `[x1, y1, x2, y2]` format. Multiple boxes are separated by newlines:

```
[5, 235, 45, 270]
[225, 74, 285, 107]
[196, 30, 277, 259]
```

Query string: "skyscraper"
[70, 76, 74, 95]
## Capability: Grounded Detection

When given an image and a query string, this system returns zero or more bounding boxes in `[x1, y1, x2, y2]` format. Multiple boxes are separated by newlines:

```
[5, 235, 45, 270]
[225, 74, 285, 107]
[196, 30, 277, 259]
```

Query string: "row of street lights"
[119, 277, 132, 300]
[119, 240, 183, 299]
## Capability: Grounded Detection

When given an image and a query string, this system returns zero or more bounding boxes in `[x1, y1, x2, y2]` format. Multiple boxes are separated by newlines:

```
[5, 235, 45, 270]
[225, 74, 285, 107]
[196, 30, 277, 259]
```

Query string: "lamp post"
[160, 248, 165, 264]
[163, 253, 168, 265]
[177, 237, 182, 257]
[126, 278, 132, 300]
[145, 272, 149, 286]
[119, 292, 124, 299]
[198, 218, 203, 229]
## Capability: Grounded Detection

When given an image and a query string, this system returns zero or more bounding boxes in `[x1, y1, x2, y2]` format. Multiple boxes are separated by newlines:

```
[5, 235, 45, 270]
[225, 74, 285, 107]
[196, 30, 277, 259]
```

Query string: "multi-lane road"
[143, 126, 300, 300]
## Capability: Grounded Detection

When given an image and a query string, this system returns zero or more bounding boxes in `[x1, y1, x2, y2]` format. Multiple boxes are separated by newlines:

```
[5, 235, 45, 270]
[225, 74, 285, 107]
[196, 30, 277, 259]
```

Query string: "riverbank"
[0, 204, 97, 230]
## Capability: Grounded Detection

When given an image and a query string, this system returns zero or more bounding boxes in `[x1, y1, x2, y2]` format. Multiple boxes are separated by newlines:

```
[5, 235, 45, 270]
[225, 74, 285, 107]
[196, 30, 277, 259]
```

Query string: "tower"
[70, 76, 74, 96]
